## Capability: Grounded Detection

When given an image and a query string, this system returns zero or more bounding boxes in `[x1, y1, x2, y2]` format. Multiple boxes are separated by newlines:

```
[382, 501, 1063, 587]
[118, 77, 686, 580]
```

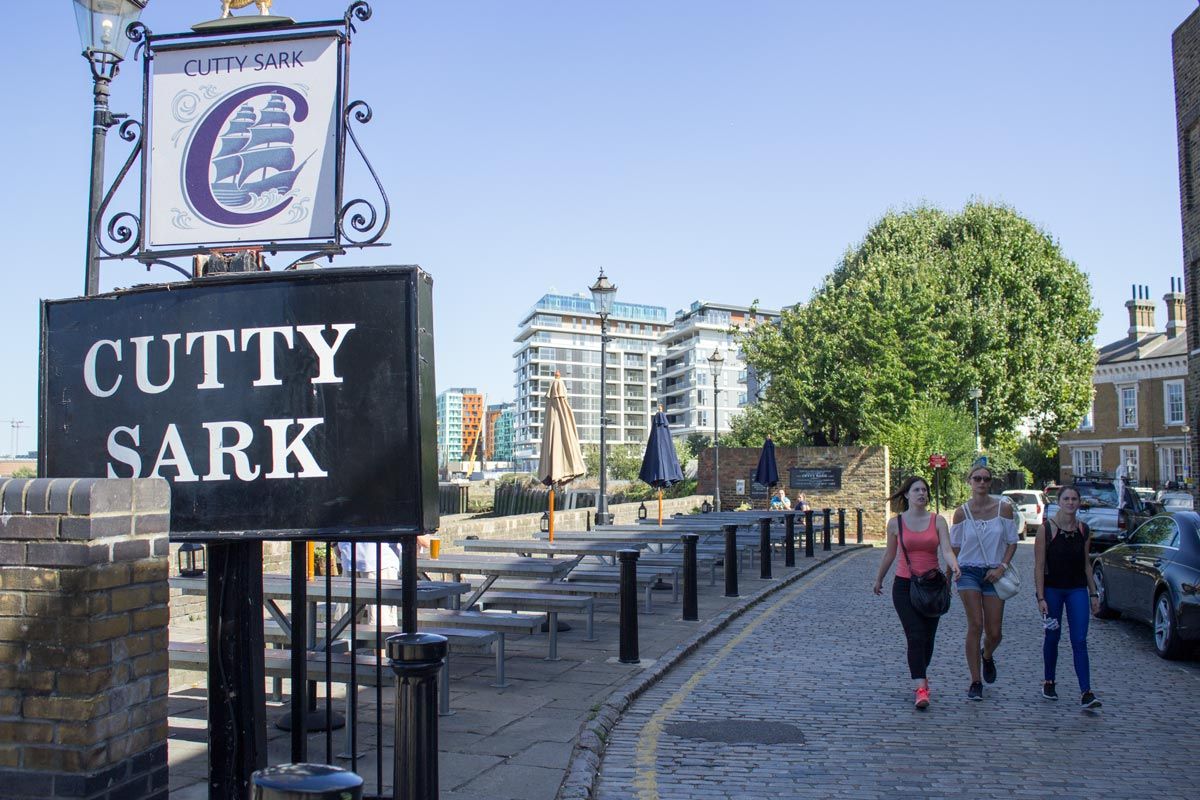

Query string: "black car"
[1092, 512, 1200, 659]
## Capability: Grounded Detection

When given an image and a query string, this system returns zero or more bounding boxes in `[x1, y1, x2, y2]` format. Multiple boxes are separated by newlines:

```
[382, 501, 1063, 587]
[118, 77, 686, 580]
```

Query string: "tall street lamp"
[73, 0, 148, 297]
[590, 268, 617, 525]
[968, 387, 982, 454]
[1183, 424, 1191, 487]
[707, 347, 724, 511]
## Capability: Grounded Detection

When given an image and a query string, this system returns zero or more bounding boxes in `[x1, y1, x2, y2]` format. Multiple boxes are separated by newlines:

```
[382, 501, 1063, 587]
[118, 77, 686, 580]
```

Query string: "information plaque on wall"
[39, 266, 438, 541]
[788, 467, 842, 491]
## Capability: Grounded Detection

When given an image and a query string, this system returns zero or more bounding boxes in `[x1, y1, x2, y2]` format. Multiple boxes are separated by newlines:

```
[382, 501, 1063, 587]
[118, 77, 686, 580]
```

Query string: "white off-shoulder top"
[949, 499, 1020, 568]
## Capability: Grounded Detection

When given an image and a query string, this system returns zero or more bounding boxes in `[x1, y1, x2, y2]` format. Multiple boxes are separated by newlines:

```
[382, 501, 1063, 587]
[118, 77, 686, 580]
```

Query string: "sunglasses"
[970, 475, 992, 483]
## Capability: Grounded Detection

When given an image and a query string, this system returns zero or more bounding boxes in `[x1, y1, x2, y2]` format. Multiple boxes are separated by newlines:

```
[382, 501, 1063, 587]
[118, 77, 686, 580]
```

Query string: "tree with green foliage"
[736, 202, 1098, 449]
[582, 443, 643, 481]
[1016, 433, 1059, 488]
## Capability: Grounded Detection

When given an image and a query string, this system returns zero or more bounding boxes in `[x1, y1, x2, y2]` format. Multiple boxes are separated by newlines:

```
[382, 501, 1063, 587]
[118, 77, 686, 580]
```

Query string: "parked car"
[1133, 487, 1157, 508]
[1156, 490, 1195, 512]
[1043, 477, 1154, 552]
[1002, 489, 1046, 534]
[1092, 512, 1200, 659]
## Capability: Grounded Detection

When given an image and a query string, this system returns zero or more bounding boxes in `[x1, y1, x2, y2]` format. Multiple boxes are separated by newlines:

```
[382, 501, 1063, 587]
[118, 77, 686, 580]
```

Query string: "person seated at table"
[336, 541, 403, 628]
[793, 493, 811, 513]
[770, 488, 791, 510]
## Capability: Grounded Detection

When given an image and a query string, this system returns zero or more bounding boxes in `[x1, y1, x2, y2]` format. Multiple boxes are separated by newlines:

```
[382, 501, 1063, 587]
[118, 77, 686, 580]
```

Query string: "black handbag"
[898, 516, 952, 618]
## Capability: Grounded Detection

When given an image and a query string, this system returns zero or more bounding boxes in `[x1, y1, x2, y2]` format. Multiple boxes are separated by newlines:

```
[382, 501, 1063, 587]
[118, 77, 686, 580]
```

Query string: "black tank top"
[1044, 521, 1088, 590]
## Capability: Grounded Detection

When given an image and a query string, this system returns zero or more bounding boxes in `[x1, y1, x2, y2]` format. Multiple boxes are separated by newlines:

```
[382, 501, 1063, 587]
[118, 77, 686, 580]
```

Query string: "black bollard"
[618, 549, 641, 663]
[804, 509, 815, 558]
[681, 533, 699, 621]
[784, 513, 796, 567]
[856, 508, 864, 544]
[759, 517, 773, 579]
[838, 508, 846, 546]
[251, 763, 364, 799]
[723, 523, 739, 597]
[388, 632, 448, 800]
[822, 508, 832, 552]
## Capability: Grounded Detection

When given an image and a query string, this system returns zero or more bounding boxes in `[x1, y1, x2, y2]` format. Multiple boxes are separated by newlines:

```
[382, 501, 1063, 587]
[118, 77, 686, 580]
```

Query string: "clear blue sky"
[2, 0, 1196, 455]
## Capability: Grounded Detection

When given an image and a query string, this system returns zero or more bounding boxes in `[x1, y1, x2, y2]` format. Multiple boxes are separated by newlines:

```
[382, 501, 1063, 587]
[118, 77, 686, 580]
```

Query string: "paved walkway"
[595, 543, 1200, 800]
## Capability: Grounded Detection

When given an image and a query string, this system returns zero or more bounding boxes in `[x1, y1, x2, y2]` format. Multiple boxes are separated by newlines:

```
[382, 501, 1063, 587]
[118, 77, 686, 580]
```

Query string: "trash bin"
[251, 763, 364, 800]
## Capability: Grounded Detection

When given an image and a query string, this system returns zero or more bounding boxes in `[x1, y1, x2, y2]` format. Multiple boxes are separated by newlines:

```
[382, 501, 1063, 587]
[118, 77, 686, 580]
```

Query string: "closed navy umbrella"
[754, 436, 779, 496]
[639, 410, 684, 524]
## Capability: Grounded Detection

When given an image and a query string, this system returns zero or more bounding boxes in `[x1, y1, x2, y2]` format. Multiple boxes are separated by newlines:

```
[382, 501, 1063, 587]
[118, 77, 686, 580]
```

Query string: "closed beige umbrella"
[537, 372, 587, 542]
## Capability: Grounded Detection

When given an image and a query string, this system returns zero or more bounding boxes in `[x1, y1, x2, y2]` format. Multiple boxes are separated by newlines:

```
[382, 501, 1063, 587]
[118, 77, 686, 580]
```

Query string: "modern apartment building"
[436, 387, 484, 468]
[1058, 284, 1190, 488]
[485, 402, 516, 462]
[512, 294, 670, 472]
[658, 301, 779, 439]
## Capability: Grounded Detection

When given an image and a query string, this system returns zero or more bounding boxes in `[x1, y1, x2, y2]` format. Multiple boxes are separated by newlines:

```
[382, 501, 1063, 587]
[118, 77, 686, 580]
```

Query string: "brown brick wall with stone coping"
[0, 477, 171, 800]
[697, 446, 890, 539]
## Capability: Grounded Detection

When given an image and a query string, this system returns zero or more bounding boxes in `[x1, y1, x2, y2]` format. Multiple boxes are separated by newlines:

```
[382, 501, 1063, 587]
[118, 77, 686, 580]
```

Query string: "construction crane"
[463, 428, 482, 478]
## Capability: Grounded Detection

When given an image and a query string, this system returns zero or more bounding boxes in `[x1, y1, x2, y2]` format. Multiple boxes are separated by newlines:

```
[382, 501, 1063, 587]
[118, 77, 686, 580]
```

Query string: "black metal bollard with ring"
[759, 517, 773, 579]
[723, 523, 739, 597]
[838, 508, 846, 546]
[251, 763, 364, 800]
[822, 508, 832, 551]
[618, 549, 641, 663]
[784, 513, 796, 567]
[804, 509, 815, 558]
[681, 533, 699, 621]
[856, 508, 864, 544]
[388, 632, 448, 800]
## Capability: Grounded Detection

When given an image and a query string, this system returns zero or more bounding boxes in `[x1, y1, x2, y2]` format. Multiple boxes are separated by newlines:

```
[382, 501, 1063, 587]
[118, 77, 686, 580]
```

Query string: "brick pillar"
[0, 478, 170, 800]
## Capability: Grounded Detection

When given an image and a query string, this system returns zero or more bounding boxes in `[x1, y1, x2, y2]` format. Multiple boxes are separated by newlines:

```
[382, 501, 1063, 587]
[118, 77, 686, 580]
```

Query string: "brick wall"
[0, 478, 171, 800]
[1176, 9, 1200, 490]
[697, 446, 890, 539]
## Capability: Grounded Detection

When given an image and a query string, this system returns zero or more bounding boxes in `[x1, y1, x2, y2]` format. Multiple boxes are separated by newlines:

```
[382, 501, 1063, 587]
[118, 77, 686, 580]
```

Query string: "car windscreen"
[1163, 495, 1194, 510]
[1077, 485, 1118, 507]
[1006, 492, 1037, 504]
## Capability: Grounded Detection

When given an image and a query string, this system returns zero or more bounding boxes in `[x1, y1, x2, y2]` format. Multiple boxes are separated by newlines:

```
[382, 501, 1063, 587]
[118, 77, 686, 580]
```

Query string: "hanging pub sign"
[38, 267, 438, 541]
[144, 31, 343, 250]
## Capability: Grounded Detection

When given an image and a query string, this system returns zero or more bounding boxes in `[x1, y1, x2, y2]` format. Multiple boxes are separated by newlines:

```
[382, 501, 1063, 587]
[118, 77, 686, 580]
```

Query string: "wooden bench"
[260, 620, 504, 703]
[566, 565, 677, 612]
[476, 592, 596, 656]
[488, 579, 620, 600]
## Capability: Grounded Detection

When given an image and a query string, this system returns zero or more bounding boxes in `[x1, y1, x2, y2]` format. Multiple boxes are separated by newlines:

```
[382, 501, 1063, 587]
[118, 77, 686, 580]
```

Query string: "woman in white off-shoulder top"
[949, 461, 1020, 701]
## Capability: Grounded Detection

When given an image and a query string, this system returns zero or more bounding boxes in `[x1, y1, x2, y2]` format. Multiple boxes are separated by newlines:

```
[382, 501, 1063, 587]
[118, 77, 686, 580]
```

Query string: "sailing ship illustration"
[210, 94, 308, 207]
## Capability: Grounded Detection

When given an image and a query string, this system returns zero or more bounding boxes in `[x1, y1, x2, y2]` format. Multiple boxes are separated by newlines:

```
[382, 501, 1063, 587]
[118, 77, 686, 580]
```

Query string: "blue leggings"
[1043, 586, 1091, 693]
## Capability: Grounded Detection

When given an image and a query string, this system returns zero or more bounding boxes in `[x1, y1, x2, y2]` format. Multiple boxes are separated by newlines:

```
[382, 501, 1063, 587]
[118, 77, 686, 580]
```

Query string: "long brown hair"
[889, 475, 930, 512]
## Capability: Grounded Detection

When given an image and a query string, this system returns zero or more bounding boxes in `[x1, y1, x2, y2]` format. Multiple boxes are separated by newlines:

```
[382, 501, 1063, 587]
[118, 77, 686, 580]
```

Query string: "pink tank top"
[895, 514, 940, 579]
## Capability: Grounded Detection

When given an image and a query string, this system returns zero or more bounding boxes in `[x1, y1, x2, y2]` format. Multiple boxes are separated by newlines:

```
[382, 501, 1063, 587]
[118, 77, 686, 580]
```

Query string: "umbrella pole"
[658, 488, 663, 526]
[549, 486, 555, 543]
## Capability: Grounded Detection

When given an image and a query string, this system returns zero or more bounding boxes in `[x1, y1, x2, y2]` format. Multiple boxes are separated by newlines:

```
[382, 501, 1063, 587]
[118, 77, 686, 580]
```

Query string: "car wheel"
[1092, 565, 1119, 619]
[1154, 591, 1185, 660]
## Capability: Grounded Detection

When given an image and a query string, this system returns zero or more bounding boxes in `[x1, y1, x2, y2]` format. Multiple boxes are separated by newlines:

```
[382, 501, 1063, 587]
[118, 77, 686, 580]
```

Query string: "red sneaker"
[914, 686, 930, 710]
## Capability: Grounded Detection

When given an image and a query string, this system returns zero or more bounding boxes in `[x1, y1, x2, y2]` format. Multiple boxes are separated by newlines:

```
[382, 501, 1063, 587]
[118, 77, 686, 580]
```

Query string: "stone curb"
[553, 544, 871, 800]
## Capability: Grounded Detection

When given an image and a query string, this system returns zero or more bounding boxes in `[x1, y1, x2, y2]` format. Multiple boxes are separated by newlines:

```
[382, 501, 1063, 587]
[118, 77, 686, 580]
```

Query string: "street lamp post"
[968, 387, 982, 454]
[707, 348, 724, 511]
[590, 269, 617, 525]
[73, 0, 148, 297]
[1183, 424, 1191, 487]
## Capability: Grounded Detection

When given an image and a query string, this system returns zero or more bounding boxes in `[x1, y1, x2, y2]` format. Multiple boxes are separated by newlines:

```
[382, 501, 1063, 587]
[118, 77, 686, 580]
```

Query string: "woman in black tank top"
[1033, 485, 1102, 709]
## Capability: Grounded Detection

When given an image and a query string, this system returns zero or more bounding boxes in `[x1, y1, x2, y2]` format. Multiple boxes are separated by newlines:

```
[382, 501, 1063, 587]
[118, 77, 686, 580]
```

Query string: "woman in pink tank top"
[873, 476, 961, 710]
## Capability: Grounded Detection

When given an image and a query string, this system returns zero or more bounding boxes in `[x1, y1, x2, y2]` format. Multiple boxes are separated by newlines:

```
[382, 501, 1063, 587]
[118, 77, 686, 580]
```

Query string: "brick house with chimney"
[1057, 282, 1190, 488]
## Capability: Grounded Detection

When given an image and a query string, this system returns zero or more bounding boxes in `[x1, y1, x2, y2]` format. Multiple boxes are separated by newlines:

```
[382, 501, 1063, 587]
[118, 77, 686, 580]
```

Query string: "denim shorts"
[957, 565, 998, 596]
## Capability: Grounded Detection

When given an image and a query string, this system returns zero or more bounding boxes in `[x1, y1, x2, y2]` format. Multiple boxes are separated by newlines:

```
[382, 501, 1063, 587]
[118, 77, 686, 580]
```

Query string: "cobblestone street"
[595, 543, 1200, 800]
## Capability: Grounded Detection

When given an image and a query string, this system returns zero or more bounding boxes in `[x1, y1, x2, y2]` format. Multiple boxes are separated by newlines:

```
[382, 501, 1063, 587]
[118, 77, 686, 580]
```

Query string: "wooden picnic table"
[461, 538, 648, 562]
[417, 554, 580, 610]
[171, 574, 470, 647]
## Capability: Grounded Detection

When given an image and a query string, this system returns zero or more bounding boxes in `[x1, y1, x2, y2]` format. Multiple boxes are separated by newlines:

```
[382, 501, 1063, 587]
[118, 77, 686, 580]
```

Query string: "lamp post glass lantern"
[73, 0, 148, 298]
[177, 541, 205, 577]
[590, 269, 617, 525]
[707, 347, 724, 511]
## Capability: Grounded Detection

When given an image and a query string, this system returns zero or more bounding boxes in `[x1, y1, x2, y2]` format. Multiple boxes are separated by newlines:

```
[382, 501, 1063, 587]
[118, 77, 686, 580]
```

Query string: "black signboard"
[788, 467, 842, 491]
[39, 266, 438, 541]
[748, 476, 770, 500]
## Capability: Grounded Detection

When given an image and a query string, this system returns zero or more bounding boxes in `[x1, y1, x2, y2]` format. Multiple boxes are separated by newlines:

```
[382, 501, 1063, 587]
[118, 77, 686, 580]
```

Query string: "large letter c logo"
[182, 85, 310, 227]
